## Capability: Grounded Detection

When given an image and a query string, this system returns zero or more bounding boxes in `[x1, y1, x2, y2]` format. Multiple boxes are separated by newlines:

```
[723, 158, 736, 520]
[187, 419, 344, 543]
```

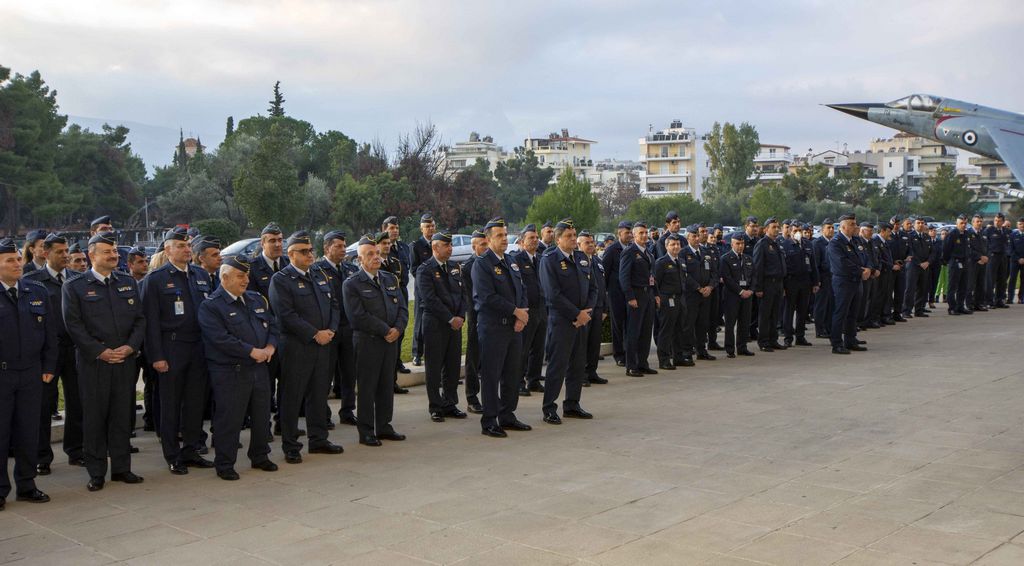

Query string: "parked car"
[346, 234, 478, 265]
[221, 237, 260, 259]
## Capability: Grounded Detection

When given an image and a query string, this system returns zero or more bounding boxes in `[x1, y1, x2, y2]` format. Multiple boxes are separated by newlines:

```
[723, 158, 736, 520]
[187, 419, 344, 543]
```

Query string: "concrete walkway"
[4, 308, 1024, 565]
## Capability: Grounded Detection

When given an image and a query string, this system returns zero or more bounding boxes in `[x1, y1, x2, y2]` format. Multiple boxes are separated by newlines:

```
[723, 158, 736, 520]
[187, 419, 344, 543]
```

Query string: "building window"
[769, 148, 776, 157]
[990, 167, 997, 179]
[661, 147, 668, 158]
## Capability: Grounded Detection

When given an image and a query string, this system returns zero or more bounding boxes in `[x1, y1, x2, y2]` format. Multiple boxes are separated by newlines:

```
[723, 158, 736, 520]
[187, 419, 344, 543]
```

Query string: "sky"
[2, 0, 1023, 171]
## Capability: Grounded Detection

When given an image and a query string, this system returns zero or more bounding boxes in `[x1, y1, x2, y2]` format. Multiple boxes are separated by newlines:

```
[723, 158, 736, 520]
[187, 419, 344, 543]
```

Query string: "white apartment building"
[638, 120, 701, 199]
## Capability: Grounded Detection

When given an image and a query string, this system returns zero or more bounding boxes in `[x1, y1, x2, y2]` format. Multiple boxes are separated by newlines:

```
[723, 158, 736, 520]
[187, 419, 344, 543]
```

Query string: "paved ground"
[4, 308, 1024, 565]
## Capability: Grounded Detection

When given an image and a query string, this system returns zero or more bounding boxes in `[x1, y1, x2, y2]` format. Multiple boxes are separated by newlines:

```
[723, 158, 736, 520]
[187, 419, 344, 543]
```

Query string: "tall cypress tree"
[268, 81, 285, 117]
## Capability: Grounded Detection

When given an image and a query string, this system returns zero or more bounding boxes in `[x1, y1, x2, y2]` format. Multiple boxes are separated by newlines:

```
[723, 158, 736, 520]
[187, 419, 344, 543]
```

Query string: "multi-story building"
[749, 144, 793, 184]
[638, 120, 700, 199]
[523, 129, 596, 179]
[437, 132, 508, 176]
[966, 156, 1022, 218]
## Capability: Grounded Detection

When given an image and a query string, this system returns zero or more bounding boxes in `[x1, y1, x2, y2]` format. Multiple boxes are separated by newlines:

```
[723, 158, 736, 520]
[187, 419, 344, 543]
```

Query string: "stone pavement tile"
[449, 542, 578, 566]
[5, 499, 124, 527]
[831, 452, 930, 476]
[387, 526, 506, 565]
[696, 555, 768, 566]
[780, 508, 905, 547]
[975, 543, 1024, 565]
[255, 531, 378, 565]
[732, 457, 823, 480]
[4, 545, 115, 566]
[796, 466, 899, 493]
[986, 468, 1024, 492]
[50, 510, 160, 544]
[649, 516, 770, 554]
[165, 504, 277, 538]
[830, 494, 943, 524]
[209, 518, 324, 552]
[336, 548, 436, 565]
[958, 487, 1024, 516]
[938, 448, 1024, 471]
[582, 487, 736, 536]
[730, 532, 858, 565]
[591, 537, 715, 566]
[290, 500, 390, 531]
[975, 433, 1024, 454]
[749, 481, 861, 512]
[704, 499, 814, 530]
[686, 470, 783, 497]
[0, 531, 81, 564]
[869, 526, 1001, 565]
[519, 491, 623, 520]
[353, 485, 457, 513]
[457, 509, 564, 542]
[912, 504, 1024, 542]
[909, 462, 1008, 485]
[902, 429, 993, 449]
[867, 441, 961, 462]
[122, 540, 253, 566]
[518, 521, 639, 558]
[408, 494, 504, 526]
[0, 515, 44, 542]
[92, 524, 202, 561]
[571, 475, 676, 504]
[463, 479, 570, 506]
[336, 515, 446, 548]
[874, 477, 975, 505]
[831, 549, 951, 566]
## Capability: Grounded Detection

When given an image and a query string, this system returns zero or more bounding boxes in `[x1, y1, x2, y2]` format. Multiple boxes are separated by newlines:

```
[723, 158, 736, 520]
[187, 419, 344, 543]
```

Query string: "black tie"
[56, 272, 64, 285]
[373, 275, 380, 288]
[272, 260, 279, 273]
[6, 287, 17, 303]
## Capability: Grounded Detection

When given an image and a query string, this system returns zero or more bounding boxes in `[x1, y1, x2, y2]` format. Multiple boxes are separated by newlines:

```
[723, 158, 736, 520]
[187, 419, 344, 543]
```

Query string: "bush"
[193, 218, 241, 246]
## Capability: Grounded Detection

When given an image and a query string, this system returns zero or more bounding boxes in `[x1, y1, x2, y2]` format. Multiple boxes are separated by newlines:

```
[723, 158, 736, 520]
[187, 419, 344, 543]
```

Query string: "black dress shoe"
[528, 382, 545, 393]
[543, 413, 562, 425]
[309, 442, 344, 454]
[659, 363, 676, 370]
[960, 308, 974, 315]
[87, 477, 105, 492]
[696, 352, 716, 361]
[848, 344, 867, 351]
[641, 368, 658, 375]
[394, 385, 409, 394]
[217, 469, 240, 481]
[467, 402, 484, 414]
[251, 460, 278, 472]
[52, 412, 62, 421]
[129, 445, 139, 454]
[758, 345, 774, 352]
[412, 356, 423, 366]
[198, 445, 209, 455]
[726, 352, 736, 358]
[36, 463, 51, 475]
[284, 452, 303, 464]
[893, 315, 907, 322]
[588, 375, 608, 384]
[326, 421, 335, 430]
[856, 339, 866, 345]
[615, 359, 626, 367]
[481, 426, 507, 438]
[914, 312, 929, 317]
[430, 412, 445, 422]
[16, 489, 50, 503]
[832, 346, 851, 354]
[169, 462, 188, 475]
[563, 407, 593, 419]
[625, 369, 644, 377]
[69, 457, 86, 467]
[110, 471, 144, 484]
[339, 412, 358, 426]
[447, 408, 468, 419]
[182, 456, 214, 468]
[866, 322, 881, 329]
[518, 384, 531, 396]
[815, 332, 831, 338]
[378, 432, 406, 441]
[738, 349, 755, 356]
[0, 497, 4, 510]
[770, 342, 788, 350]
[397, 364, 411, 374]
[360, 436, 382, 447]
[948, 309, 960, 315]
[503, 420, 532, 431]
[974, 306, 989, 312]
[795, 338, 813, 346]
[708, 342, 724, 351]
[676, 357, 695, 367]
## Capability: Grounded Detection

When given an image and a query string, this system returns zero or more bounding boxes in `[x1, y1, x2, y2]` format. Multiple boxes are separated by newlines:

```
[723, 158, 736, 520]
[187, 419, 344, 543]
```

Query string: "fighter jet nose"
[826, 103, 877, 120]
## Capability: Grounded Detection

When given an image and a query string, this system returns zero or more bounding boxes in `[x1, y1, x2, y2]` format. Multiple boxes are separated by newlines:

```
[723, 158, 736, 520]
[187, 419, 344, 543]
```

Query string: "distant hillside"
[67, 115, 220, 174]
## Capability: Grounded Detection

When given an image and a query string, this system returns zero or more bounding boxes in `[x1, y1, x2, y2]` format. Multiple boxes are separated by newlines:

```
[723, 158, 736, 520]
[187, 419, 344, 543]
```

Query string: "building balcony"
[641, 171, 691, 183]
[754, 153, 793, 163]
[640, 154, 691, 162]
[640, 133, 692, 144]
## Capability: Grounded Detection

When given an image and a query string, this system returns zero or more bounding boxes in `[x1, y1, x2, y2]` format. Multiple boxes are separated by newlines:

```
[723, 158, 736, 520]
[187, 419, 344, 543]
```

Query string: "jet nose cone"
[825, 103, 877, 120]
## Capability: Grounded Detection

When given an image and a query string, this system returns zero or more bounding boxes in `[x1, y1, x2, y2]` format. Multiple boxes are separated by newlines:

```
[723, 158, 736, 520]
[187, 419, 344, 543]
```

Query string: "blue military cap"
[555, 218, 575, 230]
[89, 215, 112, 228]
[223, 255, 250, 273]
[285, 231, 312, 249]
[43, 233, 67, 246]
[356, 234, 377, 246]
[88, 231, 117, 246]
[192, 237, 220, 254]
[664, 232, 682, 242]
[972, 213, 984, 219]
[374, 231, 390, 243]
[578, 230, 593, 238]
[471, 229, 486, 239]
[603, 235, 615, 243]
[878, 222, 893, 231]
[821, 217, 834, 225]
[431, 231, 452, 243]
[68, 243, 83, 254]
[802, 222, 813, 230]
[25, 229, 47, 244]
[261, 223, 282, 235]
[665, 210, 680, 222]
[617, 220, 633, 230]
[686, 223, 700, 233]
[858, 221, 873, 228]
[323, 230, 347, 245]
[713, 223, 723, 231]
[956, 214, 968, 220]
[484, 217, 506, 230]
[996, 212, 1006, 219]
[382, 215, 400, 227]
[186, 227, 201, 239]
[128, 245, 147, 258]
[730, 232, 746, 240]
[633, 221, 648, 229]
[0, 238, 17, 254]
[764, 217, 778, 225]
[889, 215, 901, 224]
[163, 226, 188, 243]
[520, 223, 537, 235]
[542, 220, 553, 229]
[838, 213, 856, 222]
[419, 213, 434, 223]
[745, 215, 759, 225]
[697, 222, 706, 228]
[781, 219, 792, 226]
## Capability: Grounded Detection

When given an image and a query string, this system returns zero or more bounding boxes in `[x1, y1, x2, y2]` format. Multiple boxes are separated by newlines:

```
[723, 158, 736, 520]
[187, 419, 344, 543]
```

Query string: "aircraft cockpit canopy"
[886, 94, 942, 112]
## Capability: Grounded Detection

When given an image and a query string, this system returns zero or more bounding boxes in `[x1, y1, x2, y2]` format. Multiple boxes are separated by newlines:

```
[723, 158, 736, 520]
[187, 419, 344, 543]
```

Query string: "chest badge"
[494, 267, 503, 275]
[560, 261, 568, 271]
[128, 298, 134, 305]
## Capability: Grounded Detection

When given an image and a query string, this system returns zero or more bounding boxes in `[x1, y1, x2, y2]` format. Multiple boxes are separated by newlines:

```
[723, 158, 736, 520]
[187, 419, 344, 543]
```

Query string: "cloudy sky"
[2, 0, 1022, 170]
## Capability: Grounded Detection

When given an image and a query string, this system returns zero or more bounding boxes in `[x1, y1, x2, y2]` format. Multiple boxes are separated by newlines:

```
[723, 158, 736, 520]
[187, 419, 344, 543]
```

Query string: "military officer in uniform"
[512, 224, 546, 395]
[343, 235, 409, 446]
[702, 230, 723, 351]
[141, 227, 215, 474]
[538, 219, 597, 424]
[410, 213, 435, 367]
[197, 256, 280, 480]
[619, 222, 658, 376]
[889, 216, 909, 322]
[193, 237, 223, 290]
[381, 217, 412, 375]
[854, 223, 879, 328]
[269, 232, 342, 463]
[781, 222, 818, 346]
[247, 223, 288, 431]
[902, 217, 932, 318]
[578, 231, 608, 385]
[1, 238, 56, 509]
[602, 221, 632, 367]
[63, 232, 146, 491]
[943, 215, 972, 315]
[20, 230, 48, 274]
[23, 234, 84, 475]
[377, 231, 410, 394]
[681, 226, 715, 361]
[654, 211, 683, 258]
[827, 214, 870, 354]
[1009, 218, 1024, 304]
[471, 218, 532, 438]
[416, 231, 469, 422]
[538, 221, 555, 253]
[812, 219, 834, 338]
[68, 244, 88, 273]
[314, 230, 359, 426]
[461, 230, 487, 414]
[967, 214, 990, 311]
[753, 218, 787, 352]
[719, 233, 756, 358]
[869, 223, 895, 326]
[984, 212, 1010, 308]
[653, 233, 690, 369]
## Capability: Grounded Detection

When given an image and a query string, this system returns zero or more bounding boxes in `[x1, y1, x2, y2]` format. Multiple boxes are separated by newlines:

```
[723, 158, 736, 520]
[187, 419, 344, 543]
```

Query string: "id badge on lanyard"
[174, 293, 185, 316]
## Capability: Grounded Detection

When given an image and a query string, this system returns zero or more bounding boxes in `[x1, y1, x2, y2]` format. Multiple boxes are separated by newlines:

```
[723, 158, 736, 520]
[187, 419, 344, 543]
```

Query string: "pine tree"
[225, 116, 234, 138]
[268, 81, 285, 117]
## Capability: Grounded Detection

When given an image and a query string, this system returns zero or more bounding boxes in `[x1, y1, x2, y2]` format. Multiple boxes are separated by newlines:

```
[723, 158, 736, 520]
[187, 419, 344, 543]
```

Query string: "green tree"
[225, 116, 234, 139]
[625, 194, 710, 226]
[332, 172, 412, 236]
[742, 184, 794, 222]
[494, 148, 555, 222]
[525, 167, 600, 229]
[701, 121, 760, 205]
[781, 163, 830, 201]
[234, 122, 302, 230]
[54, 124, 146, 227]
[308, 129, 356, 186]
[298, 174, 331, 230]
[916, 164, 978, 220]
[192, 218, 240, 246]
[268, 81, 285, 117]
